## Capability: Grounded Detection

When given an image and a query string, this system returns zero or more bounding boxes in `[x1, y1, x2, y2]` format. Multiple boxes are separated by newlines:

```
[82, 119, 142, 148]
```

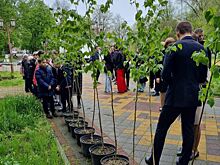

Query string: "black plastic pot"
[89, 143, 116, 165]
[74, 127, 95, 146]
[63, 111, 79, 118]
[69, 121, 88, 138]
[65, 117, 84, 132]
[80, 135, 102, 157]
[64, 117, 74, 126]
[100, 154, 129, 165]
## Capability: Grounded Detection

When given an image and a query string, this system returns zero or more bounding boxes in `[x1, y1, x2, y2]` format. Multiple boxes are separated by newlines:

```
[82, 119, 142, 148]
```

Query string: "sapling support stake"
[148, 82, 155, 165]
[132, 82, 139, 164]
[92, 65, 96, 128]
[96, 86, 104, 147]
[75, 71, 86, 130]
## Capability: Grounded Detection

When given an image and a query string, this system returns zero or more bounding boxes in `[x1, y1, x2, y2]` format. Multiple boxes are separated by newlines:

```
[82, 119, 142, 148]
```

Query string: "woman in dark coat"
[112, 46, 127, 93]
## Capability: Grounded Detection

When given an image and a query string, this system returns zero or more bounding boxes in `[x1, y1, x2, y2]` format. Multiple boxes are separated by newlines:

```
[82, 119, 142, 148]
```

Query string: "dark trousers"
[32, 85, 39, 98]
[77, 95, 81, 106]
[96, 70, 100, 82]
[42, 96, 55, 115]
[61, 87, 73, 112]
[154, 81, 160, 93]
[24, 78, 32, 93]
[149, 71, 154, 89]
[125, 69, 130, 89]
[151, 105, 196, 165]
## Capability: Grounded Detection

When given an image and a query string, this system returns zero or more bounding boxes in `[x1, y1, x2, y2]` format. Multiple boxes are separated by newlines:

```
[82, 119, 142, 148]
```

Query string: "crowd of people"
[21, 50, 82, 119]
[20, 20, 210, 165]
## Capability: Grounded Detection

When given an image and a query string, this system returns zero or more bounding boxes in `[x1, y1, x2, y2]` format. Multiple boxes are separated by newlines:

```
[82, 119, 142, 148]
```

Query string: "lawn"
[0, 95, 64, 164]
[0, 71, 24, 87]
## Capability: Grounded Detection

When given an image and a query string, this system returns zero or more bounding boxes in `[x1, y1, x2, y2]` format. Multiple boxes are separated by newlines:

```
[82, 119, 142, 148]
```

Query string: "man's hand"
[48, 85, 51, 90]
[56, 86, 60, 91]
[156, 78, 160, 83]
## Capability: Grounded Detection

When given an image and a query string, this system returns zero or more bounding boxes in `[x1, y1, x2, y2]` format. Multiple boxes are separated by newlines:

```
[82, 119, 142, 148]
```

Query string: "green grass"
[0, 95, 64, 164]
[0, 71, 24, 87]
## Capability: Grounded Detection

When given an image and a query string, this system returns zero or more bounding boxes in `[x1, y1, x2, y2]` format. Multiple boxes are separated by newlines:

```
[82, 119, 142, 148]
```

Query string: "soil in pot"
[80, 135, 102, 157]
[69, 121, 88, 138]
[89, 143, 116, 165]
[63, 111, 79, 118]
[64, 117, 74, 125]
[74, 127, 95, 146]
[100, 154, 129, 165]
[65, 117, 84, 132]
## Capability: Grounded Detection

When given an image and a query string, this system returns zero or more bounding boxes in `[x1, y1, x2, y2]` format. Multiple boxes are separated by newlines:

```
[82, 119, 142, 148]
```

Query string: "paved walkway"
[1, 73, 220, 165]
[78, 73, 220, 165]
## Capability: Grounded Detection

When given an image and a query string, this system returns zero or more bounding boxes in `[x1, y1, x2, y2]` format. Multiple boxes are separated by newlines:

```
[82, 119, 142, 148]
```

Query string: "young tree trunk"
[110, 75, 117, 154]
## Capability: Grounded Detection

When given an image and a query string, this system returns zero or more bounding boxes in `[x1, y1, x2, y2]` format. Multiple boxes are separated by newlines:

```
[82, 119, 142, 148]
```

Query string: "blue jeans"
[138, 83, 146, 92]
[105, 73, 111, 93]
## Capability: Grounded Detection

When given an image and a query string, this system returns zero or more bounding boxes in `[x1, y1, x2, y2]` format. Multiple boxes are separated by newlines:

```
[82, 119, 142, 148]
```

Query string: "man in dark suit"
[145, 21, 208, 165]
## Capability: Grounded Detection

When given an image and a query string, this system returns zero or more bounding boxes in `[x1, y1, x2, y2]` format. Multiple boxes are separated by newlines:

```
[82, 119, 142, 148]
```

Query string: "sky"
[44, 0, 147, 25]
[44, 0, 180, 25]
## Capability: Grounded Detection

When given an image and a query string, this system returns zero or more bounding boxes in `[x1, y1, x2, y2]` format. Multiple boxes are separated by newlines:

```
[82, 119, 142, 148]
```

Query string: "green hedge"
[0, 95, 64, 165]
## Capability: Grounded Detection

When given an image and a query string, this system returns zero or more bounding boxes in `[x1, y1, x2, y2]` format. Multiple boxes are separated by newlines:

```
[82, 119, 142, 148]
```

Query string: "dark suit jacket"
[162, 36, 207, 107]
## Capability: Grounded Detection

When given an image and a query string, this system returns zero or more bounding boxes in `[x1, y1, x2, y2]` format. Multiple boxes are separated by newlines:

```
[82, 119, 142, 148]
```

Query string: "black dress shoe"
[46, 113, 53, 119]
[52, 112, 59, 117]
[190, 151, 199, 160]
[152, 92, 159, 96]
[145, 157, 153, 165]
[176, 147, 182, 156]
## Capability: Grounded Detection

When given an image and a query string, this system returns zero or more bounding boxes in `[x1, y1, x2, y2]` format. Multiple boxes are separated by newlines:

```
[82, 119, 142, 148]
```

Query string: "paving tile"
[160, 155, 175, 163]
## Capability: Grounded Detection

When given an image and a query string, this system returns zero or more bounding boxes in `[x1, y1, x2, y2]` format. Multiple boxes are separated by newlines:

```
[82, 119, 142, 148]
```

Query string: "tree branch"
[183, 0, 200, 17]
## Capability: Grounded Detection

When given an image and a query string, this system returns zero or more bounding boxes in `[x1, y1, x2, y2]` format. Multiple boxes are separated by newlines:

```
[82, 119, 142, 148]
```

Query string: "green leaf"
[100, 4, 105, 13]
[211, 65, 220, 78]
[159, 0, 168, 6]
[177, 44, 182, 50]
[207, 97, 215, 108]
[148, 10, 154, 17]
[205, 10, 214, 23]
[171, 46, 177, 52]
[135, 10, 142, 20]
[144, 0, 153, 8]
[213, 16, 220, 28]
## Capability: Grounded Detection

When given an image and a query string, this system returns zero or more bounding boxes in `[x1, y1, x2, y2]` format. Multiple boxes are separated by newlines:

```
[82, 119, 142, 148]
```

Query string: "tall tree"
[18, 0, 55, 52]
[0, 0, 18, 54]
[112, 14, 127, 39]
[92, 6, 113, 33]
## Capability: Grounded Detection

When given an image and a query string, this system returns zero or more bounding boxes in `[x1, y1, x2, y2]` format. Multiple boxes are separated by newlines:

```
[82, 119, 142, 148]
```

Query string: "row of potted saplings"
[63, 109, 130, 165]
